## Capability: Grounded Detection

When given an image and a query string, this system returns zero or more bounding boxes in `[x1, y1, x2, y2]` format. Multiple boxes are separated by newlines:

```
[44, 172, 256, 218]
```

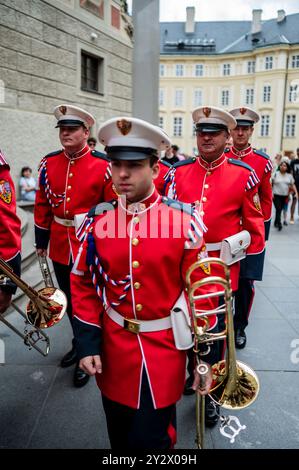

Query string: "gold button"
[204, 184, 209, 189]
[132, 238, 139, 246]
[69, 173, 73, 177]
[132, 261, 139, 268]
[70, 160, 75, 165]
[136, 304, 143, 312]
[200, 211, 204, 216]
[67, 185, 72, 190]
[66, 197, 71, 202]
[133, 217, 140, 224]
[134, 282, 141, 290]
[65, 210, 69, 215]
[202, 196, 207, 202]
[207, 171, 211, 176]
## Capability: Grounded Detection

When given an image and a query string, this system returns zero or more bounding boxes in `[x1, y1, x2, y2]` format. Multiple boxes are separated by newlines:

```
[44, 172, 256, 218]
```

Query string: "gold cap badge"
[117, 119, 132, 136]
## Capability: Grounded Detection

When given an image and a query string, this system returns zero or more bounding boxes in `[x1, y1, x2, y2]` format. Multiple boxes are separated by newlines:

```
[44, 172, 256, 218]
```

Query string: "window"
[111, 5, 120, 29]
[291, 55, 299, 68]
[223, 64, 231, 76]
[173, 117, 183, 137]
[221, 89, 230, 106]
[194, 88, 202, 107]
[265, 56, 273, 70]
[81, 51, 103, 94]
[289, 84, 299, 103]
[175, 64, 184, 77]
[195, 63, 203, 77]
[261, 115, 270, 137]
[245, 88, 254, 105]
[159, 88, 165, 106]
[285, 114, 296, 137]
[159, 116, 164, 129]
[174, 89, 183, 107]
[247, 61, 255, 74]
[160, 64, 165, 77]
[263, 85, 271, 103]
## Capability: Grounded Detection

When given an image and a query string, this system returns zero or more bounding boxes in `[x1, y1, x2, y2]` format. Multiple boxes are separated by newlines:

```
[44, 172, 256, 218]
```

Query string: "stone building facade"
[0, 0, 133, 184]
[159, 8, 299, 158]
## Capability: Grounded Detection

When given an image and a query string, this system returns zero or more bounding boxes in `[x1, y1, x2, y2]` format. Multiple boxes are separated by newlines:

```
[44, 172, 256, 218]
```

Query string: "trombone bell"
[26, 287, 67, 329]
[210, 359, 259, 410]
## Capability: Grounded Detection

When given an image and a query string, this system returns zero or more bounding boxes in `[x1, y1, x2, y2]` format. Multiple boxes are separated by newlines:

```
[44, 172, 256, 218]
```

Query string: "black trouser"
[273, 194, 287, 228]
[102, 371, 176, 450]
[52, 260, 74, 335]
[234, 279, 255, 331]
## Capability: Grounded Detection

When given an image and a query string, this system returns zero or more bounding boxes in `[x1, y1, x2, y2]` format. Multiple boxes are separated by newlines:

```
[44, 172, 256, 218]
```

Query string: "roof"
[160, 13, 299, 56]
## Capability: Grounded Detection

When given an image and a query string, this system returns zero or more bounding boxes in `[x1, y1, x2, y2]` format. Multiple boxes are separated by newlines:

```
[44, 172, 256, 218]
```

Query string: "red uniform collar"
[231, 145, 252, 159]
[64, 144, 90, 160]
[198, 153, 226, 170]
[123, 187, 161, 214]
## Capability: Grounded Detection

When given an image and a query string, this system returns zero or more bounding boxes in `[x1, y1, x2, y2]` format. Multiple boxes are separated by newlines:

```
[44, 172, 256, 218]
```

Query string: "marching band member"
[34, 104, 111, 387]
[162, 106, 265, 424]
[227, 107, 273, 349]
[71, 117, 216, 449]
[0, 150, 21, 313]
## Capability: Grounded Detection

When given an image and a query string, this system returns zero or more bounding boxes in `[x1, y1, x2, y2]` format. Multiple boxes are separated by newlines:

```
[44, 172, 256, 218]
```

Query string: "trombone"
[186, 257, 259, 449]
[0, 256, 67, 356]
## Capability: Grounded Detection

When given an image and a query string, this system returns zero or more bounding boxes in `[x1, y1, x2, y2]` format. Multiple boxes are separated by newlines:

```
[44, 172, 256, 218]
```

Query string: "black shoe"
[235, 328, 247, 349]
[73, 363, 90, 388]
[60, 346, 78, 368]
[274, 221, 278, 227]
[205, 396, 219, 427]
[278, 225, 282, 231]
[283, 221, 288, 226]
[183, 375, 195, 396]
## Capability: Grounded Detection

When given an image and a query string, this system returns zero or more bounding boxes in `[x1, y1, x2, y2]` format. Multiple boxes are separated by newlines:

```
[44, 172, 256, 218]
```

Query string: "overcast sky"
[127, 0, 299, 21]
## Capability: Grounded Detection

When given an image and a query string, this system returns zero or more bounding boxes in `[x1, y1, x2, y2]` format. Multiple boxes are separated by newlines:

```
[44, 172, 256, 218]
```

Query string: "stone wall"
[0, 0, 133, 185]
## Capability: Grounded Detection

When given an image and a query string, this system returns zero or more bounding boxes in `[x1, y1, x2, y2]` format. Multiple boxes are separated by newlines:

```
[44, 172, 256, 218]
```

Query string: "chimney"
[185, 6, 195, 34]
[251, 9, 262, 34]
[277, 10, 286, 23]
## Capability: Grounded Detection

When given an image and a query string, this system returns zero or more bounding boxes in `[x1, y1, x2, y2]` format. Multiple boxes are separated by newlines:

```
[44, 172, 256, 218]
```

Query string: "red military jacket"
[0, 150, 21, 291]
[225, 146, 273, 240]
[71, 189, 216, 409]
[34, 145, 113, 265]
[162, 154, 265, 290]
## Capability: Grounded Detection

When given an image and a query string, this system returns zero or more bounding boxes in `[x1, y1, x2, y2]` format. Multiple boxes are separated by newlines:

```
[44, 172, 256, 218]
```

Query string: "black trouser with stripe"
[52, 260, 74, 336]
[233, 278, 255, 331]
[102, 371, 176, 450]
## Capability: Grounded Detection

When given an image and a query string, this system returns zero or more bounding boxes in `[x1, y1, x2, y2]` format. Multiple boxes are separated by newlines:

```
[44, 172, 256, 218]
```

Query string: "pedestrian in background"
[272, 161, 297, 231]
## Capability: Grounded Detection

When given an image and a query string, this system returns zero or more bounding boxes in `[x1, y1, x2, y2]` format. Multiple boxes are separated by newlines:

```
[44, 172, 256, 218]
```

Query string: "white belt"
[54, 215, 75, 227]
[206, 242, 221, 251]
[106, 306, 172, 334]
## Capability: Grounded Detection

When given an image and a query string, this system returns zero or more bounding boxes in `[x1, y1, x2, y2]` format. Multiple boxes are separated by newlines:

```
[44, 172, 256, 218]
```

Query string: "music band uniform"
[0, 150, 21, 301]
[34, 104, 112, 386]
[227, 107, 273, 348]
[70, 117, 216, 449]
[161, 106, 265, 405]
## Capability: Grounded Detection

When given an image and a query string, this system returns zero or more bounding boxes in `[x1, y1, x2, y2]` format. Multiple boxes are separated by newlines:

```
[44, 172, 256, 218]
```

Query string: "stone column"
[132, 0, 159, 124]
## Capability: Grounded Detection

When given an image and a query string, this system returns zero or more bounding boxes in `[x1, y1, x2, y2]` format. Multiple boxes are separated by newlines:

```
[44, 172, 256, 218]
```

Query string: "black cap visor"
[235, 119, 254, 127]
[196, 123, 228, 133]
[106, 146, 158, 161]
[55, 119, 85, 128]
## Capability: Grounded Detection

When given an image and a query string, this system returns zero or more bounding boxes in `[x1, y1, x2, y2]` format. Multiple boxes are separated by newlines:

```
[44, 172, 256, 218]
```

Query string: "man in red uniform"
[70, 116, 215, 449]
[163, 106, 265, 415]
[34, 104, 111, 387]
[227, 107, 273, 348]
[0, 150, 21, 313]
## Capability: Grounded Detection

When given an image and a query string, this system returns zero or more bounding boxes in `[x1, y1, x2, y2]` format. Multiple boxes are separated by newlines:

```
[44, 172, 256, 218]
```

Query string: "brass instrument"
[0, 256, 67, 356]
[186, 257, 259, 448]
[37, 253, 54, 288]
